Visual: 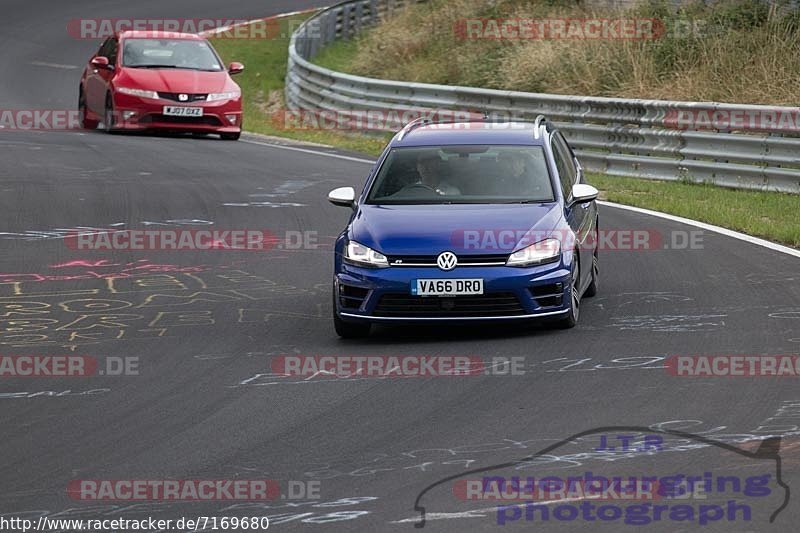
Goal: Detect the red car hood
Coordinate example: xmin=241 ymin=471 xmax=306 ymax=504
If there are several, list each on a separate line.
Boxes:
xmin=117 ymin=68 xmax=230 ymax=93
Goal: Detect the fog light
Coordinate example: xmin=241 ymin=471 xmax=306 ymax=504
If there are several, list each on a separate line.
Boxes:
xmin=225 ymin=114 xmax=238 ymax=125
xmin=122 ymin=110 xmax=137 ymax=121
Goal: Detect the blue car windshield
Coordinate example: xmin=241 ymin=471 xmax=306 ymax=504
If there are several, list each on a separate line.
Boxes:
xmin=366 ymin=145 xmax=555 ymax=204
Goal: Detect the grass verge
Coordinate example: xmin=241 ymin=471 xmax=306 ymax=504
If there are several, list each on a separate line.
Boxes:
xmin=588 ymin=173 xmax=800 ymax=248
xmin=210 ymin=15 xmax=388 ymax=155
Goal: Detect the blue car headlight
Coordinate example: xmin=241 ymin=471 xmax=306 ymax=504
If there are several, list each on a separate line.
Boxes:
xmin=344 ymin=240 xmax=389 ymax=268
xmin=506 ymin=238 xmax=561 ymax=267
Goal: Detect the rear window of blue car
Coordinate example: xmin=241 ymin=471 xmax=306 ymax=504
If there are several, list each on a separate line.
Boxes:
xmin=366 ymin=145 xmax=554 ymax=204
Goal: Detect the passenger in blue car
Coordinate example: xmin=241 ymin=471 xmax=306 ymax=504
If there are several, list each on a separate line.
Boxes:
xmin=496 ymin=152 xmax=545 ymax=196
xmin=415 ymin=153 xmax=461 ymax=196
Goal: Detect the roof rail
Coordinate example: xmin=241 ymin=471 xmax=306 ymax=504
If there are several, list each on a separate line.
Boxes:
xmin=532 ymin=114 xmax=548 ymax=139
xmin=397 ymin=117 xmax=434 ymax=141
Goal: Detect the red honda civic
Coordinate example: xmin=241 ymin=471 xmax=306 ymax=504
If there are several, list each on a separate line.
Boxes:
xmin=79 ymin=31 xmax=244 ymax=140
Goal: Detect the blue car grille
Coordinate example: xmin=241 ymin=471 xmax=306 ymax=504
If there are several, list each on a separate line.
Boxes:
xmin=374 ymin=292 xmax=525 ymax=317
xmin=386 ymin=254 xmax=508 ymax=267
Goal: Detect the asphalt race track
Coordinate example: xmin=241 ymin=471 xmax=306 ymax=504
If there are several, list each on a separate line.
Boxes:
xmin=1 ymin=1 xmax=799 ymax=532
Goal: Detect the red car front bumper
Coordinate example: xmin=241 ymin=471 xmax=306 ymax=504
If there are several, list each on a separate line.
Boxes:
xmin=111 ymin=92 xmax=242 ymax=133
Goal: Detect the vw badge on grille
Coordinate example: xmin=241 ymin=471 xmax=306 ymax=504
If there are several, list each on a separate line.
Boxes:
xmin=437 ymin=251 xmax=458 ymax=271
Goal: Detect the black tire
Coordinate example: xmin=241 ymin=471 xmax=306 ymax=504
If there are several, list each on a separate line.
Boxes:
xmin=555 ymin=260 xmax=579 ymax=329
xmin=104 ymin=94 xmax=117 ymax=133
xmin=220 ymin=131 xmax=241 ymax=141
xmin=584 ymin=246 xmax=599 ymax=298
xmin=332 ymin=290 xmax=371 ymax=338
xmin=78 ymin=88 xmax=98 ymax=130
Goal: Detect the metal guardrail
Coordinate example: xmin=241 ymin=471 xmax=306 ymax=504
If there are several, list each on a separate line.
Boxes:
xmin=286 ymin=0 xmax=800 ymax=193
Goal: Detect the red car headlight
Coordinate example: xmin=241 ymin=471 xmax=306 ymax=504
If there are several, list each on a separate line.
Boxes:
xmin=117 ymin=87 xmax=159 ymax=100
xmin=207 ymin=91 xmax=241 ymax=102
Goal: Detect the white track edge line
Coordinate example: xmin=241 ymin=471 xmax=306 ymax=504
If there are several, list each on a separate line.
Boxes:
xmin=240 ymin=139 xmax=376 ymax=164
xmin=598 ymin=200 xmax=800 ymax=259
xmin=200 ymin=8 xmax=321 ymax=36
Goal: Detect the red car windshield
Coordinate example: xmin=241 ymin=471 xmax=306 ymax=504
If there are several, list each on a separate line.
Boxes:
xmin=121 ymin=39 xmax=224 ymax=71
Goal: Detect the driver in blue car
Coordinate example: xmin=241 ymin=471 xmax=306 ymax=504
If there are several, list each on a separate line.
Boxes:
xmin=416 ymin=153 xmax=461 ymax=195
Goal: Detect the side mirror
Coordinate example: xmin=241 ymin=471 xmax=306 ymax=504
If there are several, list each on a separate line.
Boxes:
xmin=228 ymin=62 xmax=244 ymax=75
xmin=328 ymin=187 xmax=356 ymax=208
xmin=91 ymin=56 xmax=110 ymax=69
xmin=571 ymin=183 xmax=599 ymax=204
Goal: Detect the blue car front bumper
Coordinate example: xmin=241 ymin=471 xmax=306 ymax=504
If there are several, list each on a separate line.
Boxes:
xmin=334 ymin=261 xmax=572 ymax=323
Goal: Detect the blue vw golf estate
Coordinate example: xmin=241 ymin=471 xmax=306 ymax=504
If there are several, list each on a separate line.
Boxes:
xmin=328 ymin=116 xmax=599 ymax=337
